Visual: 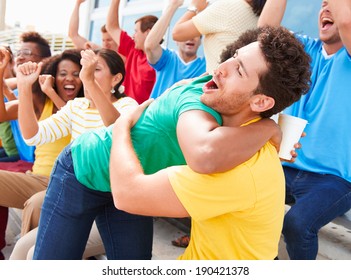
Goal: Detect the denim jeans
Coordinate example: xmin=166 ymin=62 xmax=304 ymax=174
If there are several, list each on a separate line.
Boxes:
xmin=283 ymin=166 xmax=351 ymax=260
xmin=33 ymin=144 xmax=153 ymax=260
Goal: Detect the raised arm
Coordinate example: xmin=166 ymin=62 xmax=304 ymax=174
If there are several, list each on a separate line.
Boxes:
xmin=106 ymin=0 xmax=123 ymax=46
xmin=79 ymin=49 xmax=120 ymax=126
xmin=328 ymin=0 xmax=351 ymax=54
xmin=4 ymin=77 xmax=17 ymax=90
xmin=39 ymin=75 xmax=66 ymax=109
xmin=0 ymin=47 xmax=18 ymax=121
xmin=172 ymin=0 xmax=206 ymax=41
xmin=17 ymin=62 xmax=42 ymax=139
xmin=177 ymin=110 xmax=281 ymax=174
xmin=257 ymin=0 xmax=287 ymax=28
xmin=145 ymin=0 xmax=184 ymax=64
xmin=111 ymin=100 xmax=189 ymax=217
xmin=68 ymin=0 xmax=90 ymax=49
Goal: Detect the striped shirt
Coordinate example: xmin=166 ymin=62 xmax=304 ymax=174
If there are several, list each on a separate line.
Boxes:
xmin=24 ymin=97 xmax=137 ymax=146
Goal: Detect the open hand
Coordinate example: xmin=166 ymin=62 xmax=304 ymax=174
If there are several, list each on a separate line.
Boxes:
xmin=117 ymin=99 xmax=154 ymax=128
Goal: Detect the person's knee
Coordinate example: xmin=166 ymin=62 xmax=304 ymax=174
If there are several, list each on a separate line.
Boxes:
xmin=23 ymin=191 xmax=45 ymax=213
xmin=282 ymin=210 xmax=305 ymax=240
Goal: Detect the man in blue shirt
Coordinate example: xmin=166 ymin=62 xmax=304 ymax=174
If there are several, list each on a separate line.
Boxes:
xmin=145 ymin=0 xmax=206 ymax=99
xmin=259 ymin=0 xmax=351 ymax=259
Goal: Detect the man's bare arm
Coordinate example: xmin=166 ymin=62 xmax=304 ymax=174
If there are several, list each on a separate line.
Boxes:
xmin=110 ymin=101 xmax=189 ymax=217
xmin=68 ymin=0 xmax=89 ymax=49
xmin=106 ymin=0 xmax=123 ymax=46
xmin=145 ymin=0 xmax=184 ymax=64
xmin=257 ymin=0 xmax=287 ymax=28
xmin=177 ymin=110 xmax=281 ymax=174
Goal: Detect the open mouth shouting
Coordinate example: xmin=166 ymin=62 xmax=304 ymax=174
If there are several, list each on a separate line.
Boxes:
xmin=203 ymin=79 xmax=219 ymax=94
xmin=321 ymin=16 xmax=334 ymax=31
xmin=63 ymin=84 xmax=77 ymax=97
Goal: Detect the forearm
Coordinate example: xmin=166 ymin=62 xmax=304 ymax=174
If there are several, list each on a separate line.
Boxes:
xmin=172 ymin=0 xmax=206 ymax=41
xmin=106 ymin=0 xmax=122 ymax=44
xmin=3 ymin=83 xmax=17 ymax=101
xmin=17 ymin=84 xmax=39 ymax=139
xmin=0 ymin=74 xmax=6 ymax=121
xmin=85 ymin=80 xmax=120 ymax=126
xmin=43 ymin=88 xmax=65 ymax=109
xmin=145 ymin=3 xmax=179 ymax=63
xmin=257 ymin=0 xmax=287 ymax=28
xmin=111 ymin=118 xmax=187 ymax=217
xmin=172 ymin=12 xmax=197 ymax=41
xmin=68 ymin=4 xmax=88 ymax=50
xmin=4 ymin=77 xmax=17 ymax=90
xmin=111 ymin=120 xmax=144 ymax=209
xmin=185 ymin=119 xmax=280 ymax=174
xmin=68 ymin=2 xmax=81 ymax=38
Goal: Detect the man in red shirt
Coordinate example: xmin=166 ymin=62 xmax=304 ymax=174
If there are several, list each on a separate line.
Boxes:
xmin=106 ymin=0 xmax=157 ymax=104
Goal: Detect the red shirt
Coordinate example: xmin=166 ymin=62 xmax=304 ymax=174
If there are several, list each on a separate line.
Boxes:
xmin=118 ymin=31 xmax=156 ymax=104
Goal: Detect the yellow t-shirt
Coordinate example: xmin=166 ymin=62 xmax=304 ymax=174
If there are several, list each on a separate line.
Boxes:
xmin=32 ymin=98 xmax=71 ymax=177
xmin=168 ymin=141 xmax=285 ymax=260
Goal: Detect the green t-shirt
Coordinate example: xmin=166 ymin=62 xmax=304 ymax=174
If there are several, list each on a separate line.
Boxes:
xmin=71 ymin=75 xmax=222 ymax=192
xmin=0 ymin=121 xmax=19 ymax=157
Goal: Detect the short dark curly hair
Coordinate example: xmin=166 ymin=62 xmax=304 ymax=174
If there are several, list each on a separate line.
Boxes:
xmin=20 ymin=31 xmax=51 ymax=58
xmin=220 ymin=26 xmax=311 ymax=118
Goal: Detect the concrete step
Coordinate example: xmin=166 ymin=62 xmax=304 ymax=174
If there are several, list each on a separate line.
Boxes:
xmin=279 ymin=206 xmax=351 ymax=260
xmin=4 ymin=210 xmax=185 ymax=260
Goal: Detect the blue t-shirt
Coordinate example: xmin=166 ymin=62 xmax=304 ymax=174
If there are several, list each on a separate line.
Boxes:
xmin=283 ymin=34 xmax=351 ymax=182
xmin=149 ymin=48 xmax=206 ymax=99
xmin=9 ymin=89 xmax=35 ymax=162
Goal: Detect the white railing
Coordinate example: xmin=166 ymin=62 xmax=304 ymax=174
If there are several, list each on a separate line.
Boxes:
xmin=0 ymin=27 xmax=75 ymax=55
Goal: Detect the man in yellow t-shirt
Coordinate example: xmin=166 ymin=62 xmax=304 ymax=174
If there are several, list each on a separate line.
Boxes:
xmin=110 ymin=26 xmax=311 ymax=259
xmin=168 ymin=121 xmax=284 ymax=259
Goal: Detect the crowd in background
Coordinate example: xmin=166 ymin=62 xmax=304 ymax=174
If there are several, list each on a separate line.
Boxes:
xmin=0 ymin=0 xmax=350 ymax=260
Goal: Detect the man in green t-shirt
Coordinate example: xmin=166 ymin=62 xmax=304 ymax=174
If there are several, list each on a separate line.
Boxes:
xmin=33 ymin=26 xmax=311 ymax=260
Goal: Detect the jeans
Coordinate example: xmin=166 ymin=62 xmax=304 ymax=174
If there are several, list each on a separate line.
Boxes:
xmin=33 ymin=144 xmax=153 ymax=260
xmin=283 ymin=166 xmax=351 ymax=260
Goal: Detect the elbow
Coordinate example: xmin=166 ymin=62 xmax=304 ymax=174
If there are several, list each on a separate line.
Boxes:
xmin=144 ymin=43 xmax=153 ymax=56
xmin=172 ymin=28 xmax=183 ymax=42
xmin=188 ymin=146 xmax=218 ymax=174
xmin=112 ymin=187 xmax=129 ymax=212
xmin=105 ymin=23 xmax=112 ymax=34
xmin=105 ymin=22 xmax=116 ymax=34
xmin=144 ymin=39 xmax=155 ymax=54
xmin=191 ymin=161 xmax=217 ymax=174
xmin=68 ymin=30 xmax=74 ymax=38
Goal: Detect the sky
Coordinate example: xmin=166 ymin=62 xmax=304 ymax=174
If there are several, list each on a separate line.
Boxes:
xmin=5 ymin=0 xmax=79 ymax=34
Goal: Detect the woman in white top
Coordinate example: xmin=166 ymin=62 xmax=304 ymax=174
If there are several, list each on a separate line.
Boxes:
xmin=11 ymin=48 xmax=137 ymax=260
xmin=19 ymin=48 xmax=137 ymax=145
xmin=172 ymin=0 xmax=267 ymax=74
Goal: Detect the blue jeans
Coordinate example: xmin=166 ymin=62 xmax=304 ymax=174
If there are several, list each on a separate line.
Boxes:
xmin=33 ymin=144 xmax=153 ymax=260
xmin=283 ymin=166 xmax=351 ymax=259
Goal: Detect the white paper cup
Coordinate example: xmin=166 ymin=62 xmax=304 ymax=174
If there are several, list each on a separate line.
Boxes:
xmin=278 ymin=114 xmax=307 ymax=160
